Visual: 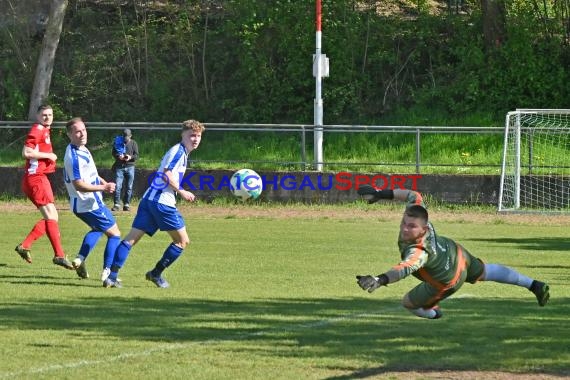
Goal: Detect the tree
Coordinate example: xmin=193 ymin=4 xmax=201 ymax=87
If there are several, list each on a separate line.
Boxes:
xmin=481 ymin=0 xmax=507 ymax=49
xmin=28 ymin=0 xmax=67 ymax=120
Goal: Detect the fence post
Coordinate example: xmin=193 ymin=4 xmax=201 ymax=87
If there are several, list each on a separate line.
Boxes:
xmin=301 ymin=126 xmax=307 ymax=171
xmin=415 ymin=128 xmax=421 ymax=174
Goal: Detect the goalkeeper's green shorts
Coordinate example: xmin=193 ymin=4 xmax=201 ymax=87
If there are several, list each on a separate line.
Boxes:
xmin=406 ymin=245 xmax=485 ymax=309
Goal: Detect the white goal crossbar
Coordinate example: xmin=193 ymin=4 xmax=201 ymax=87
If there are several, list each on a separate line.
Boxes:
xmin=498 ymin=109 xmax=570 ymax=213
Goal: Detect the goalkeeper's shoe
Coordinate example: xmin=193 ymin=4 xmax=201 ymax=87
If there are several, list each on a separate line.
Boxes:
xmin=52 ymin=256 xmax=74 ymax=270
xmin=15 ymin=244 xmax=32 ymax=263
xmin=72 ymin=257 xmax=89 ymax=279
xmin=530 ymin=281 xmax=550 ymax=307
xmin=145 ymin=271 xmax=170 ymax=288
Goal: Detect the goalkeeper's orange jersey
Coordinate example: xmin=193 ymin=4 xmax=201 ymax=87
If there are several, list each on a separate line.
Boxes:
xmin=393 ymin=191 xmax=463 ymax=286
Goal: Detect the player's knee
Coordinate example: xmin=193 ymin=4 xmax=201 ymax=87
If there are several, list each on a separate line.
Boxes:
xmin=401 ymin=294 xmax=415 ymax=309
xmin=106 ymin=225 xmax=121 ymax=237
xmin=176 ymin=239 xmax=190 ymax=249
xmin=42 ymin=208 xmax=59 ymax=221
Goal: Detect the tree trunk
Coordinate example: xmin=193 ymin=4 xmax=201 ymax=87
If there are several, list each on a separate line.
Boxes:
xmin=480 ymin=0 xmax=507 ymax=50
xmin=27 ymin=0 xmax=67 ymax=120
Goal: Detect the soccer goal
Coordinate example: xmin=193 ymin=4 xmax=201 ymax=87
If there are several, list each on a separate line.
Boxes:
xmin=498 ymin=109 xmax=570 ymax=213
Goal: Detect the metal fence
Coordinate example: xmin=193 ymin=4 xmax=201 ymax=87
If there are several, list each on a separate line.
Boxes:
xmin=0 ymin=121 xmax=505 ymax=173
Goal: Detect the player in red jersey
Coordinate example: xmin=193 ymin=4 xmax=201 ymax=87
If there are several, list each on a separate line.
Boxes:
xmin=15 ymin=105 xmax=73 ymax=269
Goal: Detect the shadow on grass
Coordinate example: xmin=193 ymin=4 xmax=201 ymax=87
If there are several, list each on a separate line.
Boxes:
xmin=0 ymin=294 xmax=568 ymax=377
xmin=0 ymin=273 xmax=102 ymax=287
xmin=467 ymin=237 xmax=570 ymax=252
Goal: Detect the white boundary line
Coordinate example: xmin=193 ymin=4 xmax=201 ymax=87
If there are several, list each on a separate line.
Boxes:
xmin=0 ymin=310 xmax=395 ymax=378
xmin=1 ymin=296 xmax=480 ymax=378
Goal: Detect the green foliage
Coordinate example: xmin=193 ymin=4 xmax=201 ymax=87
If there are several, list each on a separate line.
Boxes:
xmin=0 ymin=0 xmax=568 ymax=126
xmin=216 ymin=0 xmax=315 ymax=123
xmin=0 ymin=21 xmax=37 ymax=120
xmin=0 ymin=69 xmax=29 ymax=119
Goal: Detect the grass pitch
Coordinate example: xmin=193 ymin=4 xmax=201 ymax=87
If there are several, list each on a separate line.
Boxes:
xmin=0 ymin=201 xmax=568 ymax=379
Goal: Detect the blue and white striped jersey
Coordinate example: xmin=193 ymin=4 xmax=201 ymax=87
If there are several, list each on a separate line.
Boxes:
xmin=142 ymin=143 xmax=188 ymax=207
xmin=63 ymin=144 xmax=104 ymax=213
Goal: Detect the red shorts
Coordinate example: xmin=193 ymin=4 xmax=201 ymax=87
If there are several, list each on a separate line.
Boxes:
xmin=22 ymin=174 xmax=55 ymax=207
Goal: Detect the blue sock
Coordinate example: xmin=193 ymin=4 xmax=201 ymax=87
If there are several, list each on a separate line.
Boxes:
xmin=109 ymin=240 xmax=132 ymax=281
xmin=152 ymin=243 xmax=183 ymax=276
xmin=78 ymin=231 xmax=103 ymax=260
xmin=103 ymin=235 xmax=121 ymax=269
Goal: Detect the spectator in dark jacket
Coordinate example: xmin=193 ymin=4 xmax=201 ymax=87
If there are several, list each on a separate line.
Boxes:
xmin=112 ymin=128 xmax=139 ymax=211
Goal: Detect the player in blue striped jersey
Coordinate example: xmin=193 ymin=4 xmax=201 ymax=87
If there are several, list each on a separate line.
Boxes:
xmin=104 ymin=119 xmax=205 ymax=288
xmin=63 ymin=118 xmax=122 ymax=281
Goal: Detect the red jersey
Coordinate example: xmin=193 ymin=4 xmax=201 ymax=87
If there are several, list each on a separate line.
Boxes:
xmin=24 ymin=123 xmax=56 ymax=175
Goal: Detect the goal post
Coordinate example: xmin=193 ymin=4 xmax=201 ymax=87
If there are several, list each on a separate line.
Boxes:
xmin=498 ymin=109 xmax=570 ymax=213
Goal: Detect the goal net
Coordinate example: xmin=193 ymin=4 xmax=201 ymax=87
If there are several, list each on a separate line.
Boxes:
xmin=498 ymin=109 xmax=570 ymax=213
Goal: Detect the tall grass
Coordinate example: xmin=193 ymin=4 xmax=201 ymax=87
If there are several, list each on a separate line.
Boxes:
xmin=0 ymin=126 xmax=507 ymax=174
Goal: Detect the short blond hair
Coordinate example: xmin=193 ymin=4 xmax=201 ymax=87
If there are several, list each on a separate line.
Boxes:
xmin=65 ymin=117 xmax=84 ymax=132
xmin=182 ymin=119 xmax=205 ymax=133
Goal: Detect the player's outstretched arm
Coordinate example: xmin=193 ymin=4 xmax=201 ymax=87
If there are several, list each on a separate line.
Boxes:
xmin=356 ymin=185 xmax=393 ymax=203
xmin=357 ymin=185 xmax=412 ymax=203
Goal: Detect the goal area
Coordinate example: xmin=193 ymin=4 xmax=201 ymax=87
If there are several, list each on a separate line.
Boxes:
xmin=498 ymin=109 xmax=570 ymax=213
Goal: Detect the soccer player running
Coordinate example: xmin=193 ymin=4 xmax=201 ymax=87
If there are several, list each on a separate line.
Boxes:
xmin=62 ymin=117 xmax=122 ymax=281
xmin=103 ymin=119 xmax=205 ymax=288
xmin=355 ymin=185 xmax=550 ymax=319
xmin=15 ymin=104 xmax=73 ymax=269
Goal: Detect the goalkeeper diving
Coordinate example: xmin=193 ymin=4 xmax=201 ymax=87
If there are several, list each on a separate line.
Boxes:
xmin=355 ymin=185 xmax=550 ymax=319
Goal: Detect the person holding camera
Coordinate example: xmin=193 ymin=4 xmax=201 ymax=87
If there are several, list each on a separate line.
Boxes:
xmin=111 ymin=128 xmax=139 ymax=211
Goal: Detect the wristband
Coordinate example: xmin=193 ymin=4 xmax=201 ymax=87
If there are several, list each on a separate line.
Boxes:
xmin=375 ymin=274 xmax=390 ymax=286
xmin=376 ymin=190 xmax=394 ymax=199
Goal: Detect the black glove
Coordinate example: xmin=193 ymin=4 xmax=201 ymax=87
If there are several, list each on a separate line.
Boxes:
xmin=357 ymin=185 xmax=395 ymax=204
xmin=357 ymin=185 xmax=383 ymax=204
xmin=356 ymin=274 xmax=388 ymax=293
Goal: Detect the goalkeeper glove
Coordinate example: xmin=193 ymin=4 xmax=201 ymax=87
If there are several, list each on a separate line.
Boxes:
xmin=357 ymin=185 xmax=394 ymax=204
xmin=356 ymin=274 xmax=389 ymax=293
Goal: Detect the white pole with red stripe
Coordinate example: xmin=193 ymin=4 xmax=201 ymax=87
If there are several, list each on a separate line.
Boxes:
xmin=313 ymin=0 xmax=328 ymax=172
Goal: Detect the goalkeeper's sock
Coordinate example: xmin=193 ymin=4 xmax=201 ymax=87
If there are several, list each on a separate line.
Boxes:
xmin=482 ymin=263 xmax=533 ymax=288
xmin=409 ymin=306 xmax=442 ymax=319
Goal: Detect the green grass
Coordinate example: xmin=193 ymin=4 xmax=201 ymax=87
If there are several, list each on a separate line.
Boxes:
xmin=3 ymin=120 xmax=567 ymax=175
xmin=0 ymin=202 xmax=569 ymax=379
xmin=0 ymin=126 xmax=507 ymax=174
